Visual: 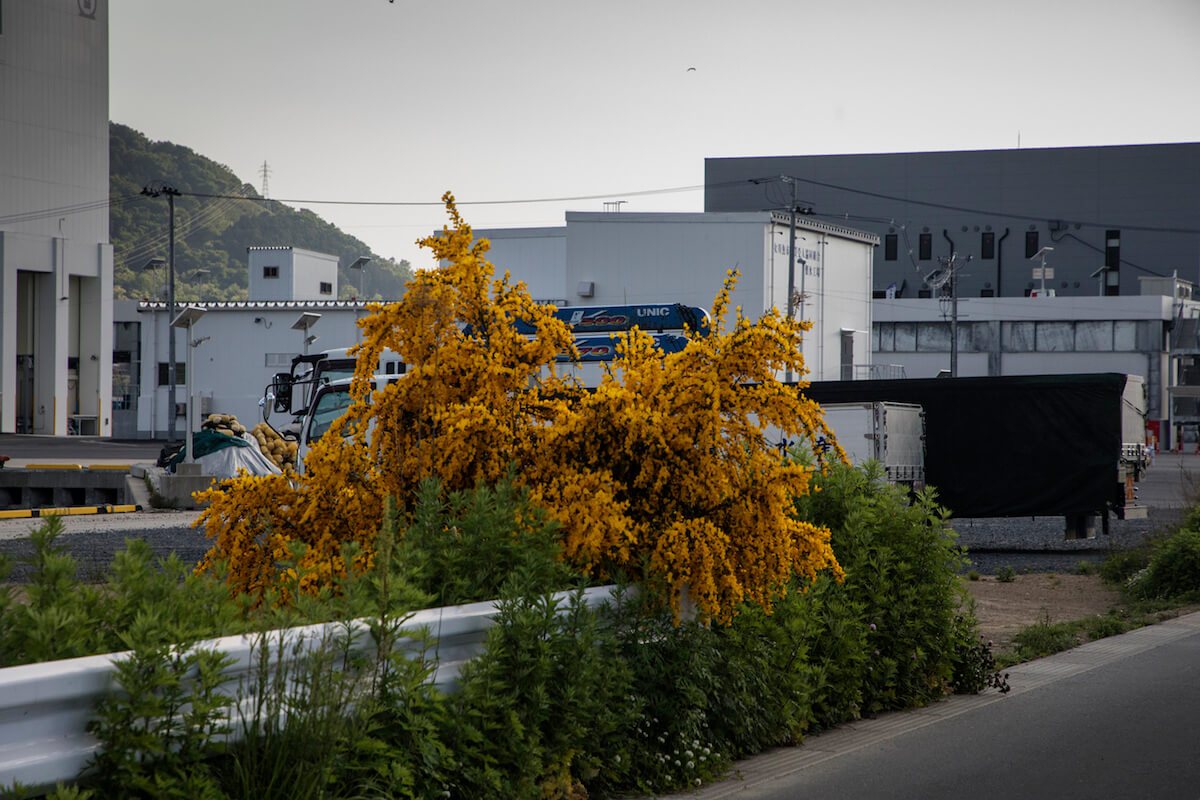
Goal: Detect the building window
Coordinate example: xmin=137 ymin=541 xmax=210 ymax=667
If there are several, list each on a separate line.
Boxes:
xmin=157 ymin=362 xmax=186 ymax=386
xmin=1076 ymin=321 xmax=1114 ymax=351
xmin=319 ymin=281 xmax=333 ymax=295
xmin=918 ymin=233 xmax=932 ymax=261
xmin=884 ymin=233 xmax=898 ymax=261
xmin=265 ymin=353 xmax=292 ymax=368
xmin=1035 ymin=321 xmax=1074 ymax=352
xmin=1001 ymin=321 xmax=1035 ymax=352
xmin=263 ymin=265 xmax=280 ymax=279
xmin=1025 ymin=231 xmax=1039 ymax=259
xmin=1114 ymin=321 xmax=1138 ymax=351
xmin=916 ymin=322 xmax=951 ymax=352
xmin=981 ymin=232 xmax=995 ymax=260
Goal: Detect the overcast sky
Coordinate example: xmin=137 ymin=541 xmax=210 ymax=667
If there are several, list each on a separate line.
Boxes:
xmin=110 ymin=0 xmax=1200 ymax=271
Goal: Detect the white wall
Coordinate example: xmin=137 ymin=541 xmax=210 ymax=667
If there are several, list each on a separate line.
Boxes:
xmin=0 ymin=1 xmax=111 ymax=435
xmin=133 ymin=304 xmax=372 ymax=436
xmin=475 ymin=212 xmax=877 ymax=383
xmin=564 ymin=213 xmax=766 ymax=325
xmin=474 ymin=227 xmax=567 ymax=302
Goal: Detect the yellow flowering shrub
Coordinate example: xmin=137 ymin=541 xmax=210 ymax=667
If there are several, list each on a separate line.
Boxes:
xmin=196 ymin=193 xmax=842 ymax=622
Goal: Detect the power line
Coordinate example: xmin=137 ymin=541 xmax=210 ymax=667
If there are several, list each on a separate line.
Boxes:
xmin=184 ymin=183 xmax=708 ymax=207
xmin=737 ymin=175 xmax=1200 ymax=236
xmin=0 ymin=193 xmax=142 ymax=226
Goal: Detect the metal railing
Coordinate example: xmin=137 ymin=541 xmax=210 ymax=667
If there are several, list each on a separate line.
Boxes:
xmin=0 ymin=584 xmax=622 ymax=792
xmin=842 ymin=363 xmax=907 ymax=381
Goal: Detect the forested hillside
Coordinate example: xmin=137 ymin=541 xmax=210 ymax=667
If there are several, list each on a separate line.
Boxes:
xmin=110 ymin=123 xmax=411 ymax=302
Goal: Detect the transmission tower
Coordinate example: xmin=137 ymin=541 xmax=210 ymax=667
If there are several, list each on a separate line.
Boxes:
xmin=259 ymin=160 xmax=271 ymax=197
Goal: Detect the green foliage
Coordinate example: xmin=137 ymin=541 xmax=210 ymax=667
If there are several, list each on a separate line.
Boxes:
xmin=949 ymin=614 xmax=1010 ymax=695
xmin=0 ymin=468 xmax=1003 ymax=798
xmin=793 ymin=461 xmax=984 ymax=712
xmin=399 ymin=473 xmax=580 ymax=608
xmin=85 ymin=619 xmax=233 ymax=799
xmin=1007 ymin=613 xmax=1084 ymax=663
xmin=1100 ymin=547 xmax=1151 ymax=585
xmin=0 ymin=516 xmax=242 ymax=668
xmin=109 ymin=122 xmax=411 ymax=303
xmin=995 ymin=565 xmax=1017 ymax=583
xmin=448 ymin=590 xmax=632 ymax=799
xmin=1125 ymin=527 xmax=1200 ymax=601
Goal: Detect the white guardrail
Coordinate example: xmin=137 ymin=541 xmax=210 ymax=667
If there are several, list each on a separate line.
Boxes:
xmin=0 ymin=584 xmax=622 ymax=792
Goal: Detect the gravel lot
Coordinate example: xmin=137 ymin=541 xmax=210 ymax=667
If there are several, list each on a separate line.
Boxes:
xmin=2 ymin=453 xmax=1195 ymax=581
xmin=0 ymin=511 xmax=210 ymax=582
xmin=0 ymin=504 xmax=1186 ymax=582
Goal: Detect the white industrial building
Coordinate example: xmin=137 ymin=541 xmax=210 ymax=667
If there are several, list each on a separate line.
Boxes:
xmin=115 ymin=246 xmax=376 ymax=438
xmin=478 ymin=211 xmax=880 ymax=382
xmin=0 ymin=0 xmax=113 ymax=435
xmin=871 ymin=276 xmax=1200 ymax=447
xmin=247 ymin=246 xmax=340 ymax=302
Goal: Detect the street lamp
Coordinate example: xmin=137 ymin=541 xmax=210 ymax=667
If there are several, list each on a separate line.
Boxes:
xmin=348 ymin=256 xmax=371 ymax=300
xmin=171 ymin=305 xmax=207 ymax=465
xmin=292 ymin=312 xmax=322 ymax=355
xmin=142 ymin=182 xmax=182 ymax=444
xmin=1030 ymin=246 xmax=1055 ymax=297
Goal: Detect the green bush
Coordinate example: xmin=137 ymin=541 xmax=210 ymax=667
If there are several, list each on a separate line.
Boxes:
xmin=1009 ymin=614 xmax=1080 ymax=661
xmin=0 ymin=463 xmax=1003 ymax=799
xmin=1126 ymin=527 xmax=1200 ymax=601
xmin=1100 ymin=547 xmax=1151 ymax=585
xmin=0 ymin=516 xmax=244 ymax=668
xmin=794 ymin=461 xmax=986 ymax=712
xmin=400 ymin=473 xmax=581 ymax=608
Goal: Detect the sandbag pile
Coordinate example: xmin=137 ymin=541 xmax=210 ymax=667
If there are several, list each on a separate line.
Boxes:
xmin=251 ymin=421 xmax=299 ymax=471
xmin=201 ymin=413 xmax=246 ymax=438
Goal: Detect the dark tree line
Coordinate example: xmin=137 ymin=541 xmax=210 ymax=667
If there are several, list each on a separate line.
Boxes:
xmin=110 ymin=122 xmax=411 ymax=303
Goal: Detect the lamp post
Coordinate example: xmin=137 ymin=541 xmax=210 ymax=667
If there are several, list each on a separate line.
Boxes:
xmin=1031 ymin=246 xmax=1055 ymax=297
xmin=292 ymin=312 xmax=322 ymax=356
xmin=142 ymin=182 xmax=181 ymax=444
xmin=348 ymin=256 xmax=371 ymax=300
xmin=348 ymin=256 xmax=371 ymax=340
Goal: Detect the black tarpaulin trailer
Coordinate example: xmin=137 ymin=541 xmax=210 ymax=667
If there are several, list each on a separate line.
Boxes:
xmin=801 ymin=373 xmax=1147 ymax=519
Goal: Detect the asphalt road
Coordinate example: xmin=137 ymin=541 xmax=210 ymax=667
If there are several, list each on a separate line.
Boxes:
xmin=0 ymin=434 xmax=167 ymax=465
xmin=683 ymin=614 xmax=1200 ymax=799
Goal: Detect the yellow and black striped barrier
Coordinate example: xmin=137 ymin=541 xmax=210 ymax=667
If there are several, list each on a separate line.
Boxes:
xmin=0 ymin=504 xmax=141 ymax=520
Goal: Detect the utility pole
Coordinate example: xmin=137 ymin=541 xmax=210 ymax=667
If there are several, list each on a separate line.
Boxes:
xmin=750 ymin=174 xmax=810 ymax=382
xmin=141 ymin=182 xmax=181 ymax=445
xmin=934 ymin=251 xmax=971 ymax=377
xmin=783 ymin=176 xmax=799 ymax=383
xmin=259 ymin=160 xmax=271 ymax=197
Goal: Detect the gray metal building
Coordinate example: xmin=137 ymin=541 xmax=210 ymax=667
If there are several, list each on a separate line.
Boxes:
xmin=704 ymin=144 xmax=1200 ymax=300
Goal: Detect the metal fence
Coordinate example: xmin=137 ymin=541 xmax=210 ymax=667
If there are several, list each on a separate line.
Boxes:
xmin=0 ymin=584 xmax=622 ymax=792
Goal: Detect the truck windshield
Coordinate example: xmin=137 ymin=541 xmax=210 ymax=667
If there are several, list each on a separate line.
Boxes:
xmin=307 ymin=387 xmax=354 ymax=443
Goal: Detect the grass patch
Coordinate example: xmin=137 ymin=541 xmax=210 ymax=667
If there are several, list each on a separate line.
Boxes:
xmin=996 ymin=601 xmax=1200 ymax=669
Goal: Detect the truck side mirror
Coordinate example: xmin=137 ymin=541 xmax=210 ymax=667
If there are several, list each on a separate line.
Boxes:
xmin=272 ymin=372 xmax=294 ymax=413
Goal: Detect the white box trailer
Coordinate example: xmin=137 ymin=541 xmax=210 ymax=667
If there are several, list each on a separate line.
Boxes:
xmin=820 ymin=402 xmax=926 ymax=488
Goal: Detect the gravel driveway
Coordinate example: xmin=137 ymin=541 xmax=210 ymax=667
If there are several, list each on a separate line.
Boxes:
xmin=2 ymin=454 xmax=1196 ymax=581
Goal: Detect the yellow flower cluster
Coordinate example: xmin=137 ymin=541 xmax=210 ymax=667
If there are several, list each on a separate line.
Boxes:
xmin=195 ymin=193 xmax=843 ymax=622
